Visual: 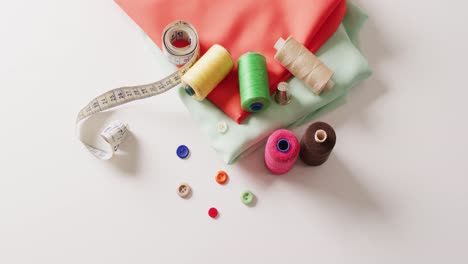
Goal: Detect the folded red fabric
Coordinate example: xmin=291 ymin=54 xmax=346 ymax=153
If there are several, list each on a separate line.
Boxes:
xmin=115 ymin=0 xmax=346 ymax=123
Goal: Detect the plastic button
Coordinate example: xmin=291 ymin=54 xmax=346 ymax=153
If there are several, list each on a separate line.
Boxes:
xmin=177 ymin=183 xmax=191 ymax=198
xmin=208 ymin=207 xmax=218 ymax=218
xmin=217 ymin=121 xmax=228 ymax=134
xmin=176 ymin=145 xmax=190 ymax=159
xmin=241 ymin=190 xmax=255 ymax=205
xmin=215 ymin=171 xmax=229 ymax=185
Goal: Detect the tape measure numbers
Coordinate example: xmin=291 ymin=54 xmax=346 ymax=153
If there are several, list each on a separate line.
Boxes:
xmin=76 ymin=21 xmax=200 ymax=160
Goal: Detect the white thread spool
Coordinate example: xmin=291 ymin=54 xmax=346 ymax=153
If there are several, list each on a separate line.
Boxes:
xmin=274 ymin=36 xmax=334 ymax=95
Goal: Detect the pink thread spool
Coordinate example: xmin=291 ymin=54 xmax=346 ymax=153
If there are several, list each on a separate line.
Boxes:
xmin=264 ymin=129 xmax=300 ymax=175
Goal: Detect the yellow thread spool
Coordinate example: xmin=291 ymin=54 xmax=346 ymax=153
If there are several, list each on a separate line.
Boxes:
xmin=182 ymin=44 xmax=234 ymax=101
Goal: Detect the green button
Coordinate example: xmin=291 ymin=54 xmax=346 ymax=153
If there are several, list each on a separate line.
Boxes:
xmin=241 ymin=190 xmax=255 ymax=205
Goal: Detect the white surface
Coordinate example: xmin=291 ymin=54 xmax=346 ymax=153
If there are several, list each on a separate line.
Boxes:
xmin=1 ymin=0 xmax=467 ymax=263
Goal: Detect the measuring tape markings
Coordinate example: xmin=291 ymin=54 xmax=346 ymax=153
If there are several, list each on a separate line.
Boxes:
xmin=76 ymin=21 xmax=200 ymax=160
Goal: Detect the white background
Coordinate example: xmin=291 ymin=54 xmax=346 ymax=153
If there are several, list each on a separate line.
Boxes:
xmin=1 ymin=0 xmax=467 ymax=263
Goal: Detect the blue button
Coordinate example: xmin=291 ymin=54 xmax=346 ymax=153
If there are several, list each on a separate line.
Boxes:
xmin=176 ymin=145 xmax=190 ymax=159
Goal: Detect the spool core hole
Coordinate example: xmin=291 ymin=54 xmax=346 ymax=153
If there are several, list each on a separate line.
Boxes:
xmin=185 ymin=86 xmax=195 ymax=96
xmin=314 ymin=130 xmax=327 ymax=143
xmin=250 ymin=102 xmax=263 ymax=112
xmin=276 ymin=138 xmax=290 ymax=153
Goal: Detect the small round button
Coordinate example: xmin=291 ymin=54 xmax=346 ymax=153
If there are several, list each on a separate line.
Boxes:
xmin=208 ymin=207 xmax=218 ymax=218
xmin=241 ymin=190 xmax=255 ymax=205
xmin=176 ymin=145 xmax=190 ymax=159
xmin=215 ymin=171 xmax=229 ymax=185
xmin=177 ymin=183 xmax=191 ymax=198
xmin=217 ymin=121 xmax=228 ymax=134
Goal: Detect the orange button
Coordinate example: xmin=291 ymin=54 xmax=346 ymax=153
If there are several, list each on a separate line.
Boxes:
xmin=215 ymin=171 xmax=229 ymax=185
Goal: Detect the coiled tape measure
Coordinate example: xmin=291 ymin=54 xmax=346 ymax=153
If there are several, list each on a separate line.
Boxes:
xmin=76 ymin=21 xmax=199 ymax=160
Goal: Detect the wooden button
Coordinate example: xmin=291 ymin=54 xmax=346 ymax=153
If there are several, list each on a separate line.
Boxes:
xmin=177 ymin=183 xmax=191 ymax=198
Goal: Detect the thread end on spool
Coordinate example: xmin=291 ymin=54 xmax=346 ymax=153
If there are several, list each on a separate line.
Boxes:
xmin=274 ymin=38 xmax=286 ymax=51
xmin=250 ymin=102 xmax=264 ymax=112
xmin=276 ymin=138 xmax=290 ymax=153
xmin=184 ymin=85 xmax=195 ymax=96
xmin=314 ymin=130 xmax=327 ymax=143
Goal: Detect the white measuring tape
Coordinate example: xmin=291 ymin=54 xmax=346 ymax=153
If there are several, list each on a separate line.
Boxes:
xmin=76 ymin=20 xmax=200 ymax=160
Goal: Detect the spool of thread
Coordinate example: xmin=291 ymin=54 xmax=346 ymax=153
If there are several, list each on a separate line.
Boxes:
xmin=299 ymin=121 xmax=336 ymax=166
xmin=182 ymin=44 xmax=234 ymax=101
xmin=238 ymin=52 xmax=271 ymax=112
xmin=274 ymin=36 xmax=334 ymax=95
xmin=264 ymin=129 xmax=300 ymax=175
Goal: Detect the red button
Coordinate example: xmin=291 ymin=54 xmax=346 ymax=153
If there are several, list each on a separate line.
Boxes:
xmin=208 ymin=207 xmax=218 ymax=218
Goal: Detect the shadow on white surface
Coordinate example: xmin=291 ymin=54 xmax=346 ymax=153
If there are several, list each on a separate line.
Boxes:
xmin=288 ymin=154 xmax=385 ymax=218
xmin=78 ymin=110 xmax=141 ymax=174
xmin=360 ymin=15 xmax=394 ymax=64
xmin=237 ymin=147 xmax=276 ymax=188
xmin=327 ymin=19 xmax=391 ymax=131
xmin=110 ymin=131 xmax=141 ymax=175
xmin=237 ymin=146 xmax=389 ymax=221
xmin=79 ymin=111 xmax=115 ymax=145
xmin=246 ymin=195 xmax=258 ymax=208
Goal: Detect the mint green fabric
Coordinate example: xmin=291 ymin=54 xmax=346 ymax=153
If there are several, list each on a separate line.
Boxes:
xmin=178 ymin=1 xmax=372 ymax=164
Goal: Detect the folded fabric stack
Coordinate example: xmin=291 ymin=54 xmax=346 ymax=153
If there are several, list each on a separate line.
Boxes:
xmin=115 ymin=0 xmax=371 ymax=164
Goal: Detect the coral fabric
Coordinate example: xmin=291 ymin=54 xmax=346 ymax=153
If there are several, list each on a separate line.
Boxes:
xmin=115 ymin=0 xmax=347 ymax=123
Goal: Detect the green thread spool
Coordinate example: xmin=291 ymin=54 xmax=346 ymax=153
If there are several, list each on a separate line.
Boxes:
xmin=238 ymin=52 xmax=271 ymax=112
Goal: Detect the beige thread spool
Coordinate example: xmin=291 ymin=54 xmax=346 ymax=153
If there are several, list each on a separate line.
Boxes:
xmin=274 ymin=36 xmax=334 ymax=95
xmin=182 ymin=44 xmax=234 ymax=101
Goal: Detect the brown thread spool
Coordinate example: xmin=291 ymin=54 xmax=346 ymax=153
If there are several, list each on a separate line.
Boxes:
xmin=299 ymin=121 xmax=336 ymax=166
